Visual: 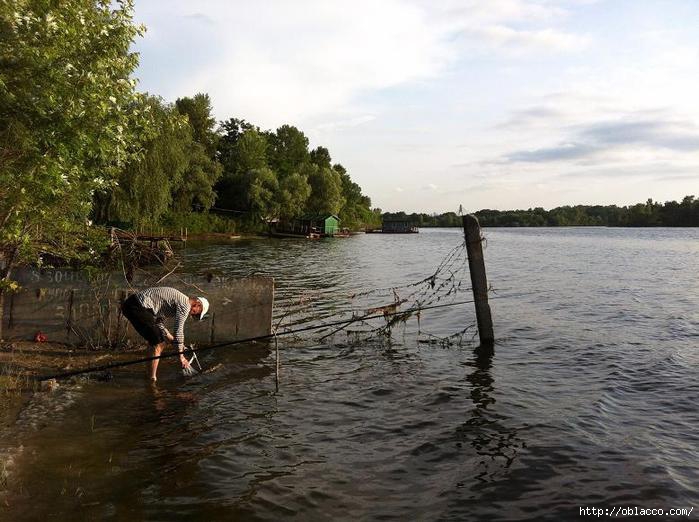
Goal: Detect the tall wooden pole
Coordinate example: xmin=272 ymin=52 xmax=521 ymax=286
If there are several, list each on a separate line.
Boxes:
xmin=462 ymin=215 xmax=494 ymax=347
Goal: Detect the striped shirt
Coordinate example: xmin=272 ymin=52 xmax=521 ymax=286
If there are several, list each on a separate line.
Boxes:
xmin=136 ymin=287 xmax=190 ymax=348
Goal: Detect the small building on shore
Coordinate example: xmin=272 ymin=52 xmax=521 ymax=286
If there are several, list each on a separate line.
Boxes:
xmin=271 ymin=215 xmax=341 ymax=238
xmin=380 ymin=220 xmax=419 ymax=233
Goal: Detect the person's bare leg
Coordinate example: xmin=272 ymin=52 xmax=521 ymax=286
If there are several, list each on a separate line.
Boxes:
xmin=150 ymin=342 xmax=166 ymax=381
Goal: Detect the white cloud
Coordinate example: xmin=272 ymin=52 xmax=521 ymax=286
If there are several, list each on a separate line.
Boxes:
xmin=466 ymin=25 xmax=590 ymax=53
xmin=136 ymin=0 xmax=453 ymax=127
xmin=134 ymin=0 xmax=588 ymax=128
xmin=313 ymin=115 xmax=376 ymax=132
xmin=424 ymin=0 xmax=568 ymax=25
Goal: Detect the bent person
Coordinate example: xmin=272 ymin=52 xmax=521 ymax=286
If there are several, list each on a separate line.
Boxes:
xmin=121 ymin=287 xmax=210 ymax=382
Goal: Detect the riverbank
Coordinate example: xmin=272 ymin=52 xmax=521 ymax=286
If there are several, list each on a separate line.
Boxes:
xmin=184 ymin=231 xmax=243 ymax=240
xmin=0 ymin=341 xmax=149 ymax=393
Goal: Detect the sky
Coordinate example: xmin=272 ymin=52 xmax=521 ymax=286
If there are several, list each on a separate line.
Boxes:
xmin=132 ymin=0 xmax=699 ymax=213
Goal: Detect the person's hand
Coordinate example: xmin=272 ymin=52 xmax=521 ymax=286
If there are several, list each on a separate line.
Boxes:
xmin=166 ymin=332 xmax=175 ymax=342
xmin=180 ymin=354 xmax=198 ymax=377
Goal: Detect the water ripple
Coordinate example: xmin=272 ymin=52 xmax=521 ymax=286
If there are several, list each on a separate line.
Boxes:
xmin=5 ymin=228 xmax=699 ymax=519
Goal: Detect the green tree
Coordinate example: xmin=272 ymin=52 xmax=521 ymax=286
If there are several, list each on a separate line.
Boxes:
xmin=278 ymin=173 xmax=311 ymax=221
xmin=232 ymin=129 xmax=268 ymax=174
xmin=103 ymin=96 xmax=190 ymax=228
xmin=266 ymin=125 xmax=309 ymax=179
xmin=244 ymin=167 xmax=279 ymax=224
xmin=0 ymin=0 xmax=146 ymax=310
xmin=306 ymin=165 xmax=344 ymax=216
xmin=175 ymin=93 xmax=218 ymax=157
xmin=627 ymin=199 xmax=661 ymax=226
xmin=679 ymin=195 xmax=699 ymax=226
xmin=217 ymin=117 xmax=256 ymax=170
xmin=172 ymin=93 xmax=222 ymax=212
xmin=170 ymin=140 xmax=222 ymax=213
xmin=338 ymin=170 xmax=366 ymax=228
xmin=216 ymin=128 xmax=268 ymax=212
xmin=310 ymin=146 xmax=332 ymax=169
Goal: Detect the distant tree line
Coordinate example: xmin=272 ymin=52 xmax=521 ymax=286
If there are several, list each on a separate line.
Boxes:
xmin=215 ymin=119 xmax=378 ymax=230
xmin=90 ymin=94 xmax=379 ymax=233
xmin=382 ymin=196 xmax=699 ymax=227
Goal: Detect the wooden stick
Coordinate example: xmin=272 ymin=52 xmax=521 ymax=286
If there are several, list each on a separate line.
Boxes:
xmin=462 ymin=215 xmax=494 ymax=347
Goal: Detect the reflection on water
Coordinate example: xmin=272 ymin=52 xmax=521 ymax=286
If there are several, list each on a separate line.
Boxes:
xmin=462 ymin=346 xmax=522 ymax=479
xmin=3 ymin=227 xmax=699 ymax=520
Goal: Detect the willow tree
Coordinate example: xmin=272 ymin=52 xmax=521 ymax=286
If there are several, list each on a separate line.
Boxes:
xmin=266 ymin=125 xmax=309 ymax=179
xmin=0 ymin=0 xmax=147 ymax=336
xmin=244 ymin=167 xmax=279 ymax=225
xmin=105 ymin=96 xmax=191 ymax=228
xmin=172 ymin=93 xmax=222 ymax=214
xmin=305 ymin=164 xmax=344 ymax=216
xmin=278 ymin=173 xmax=311 ymax=221
xmin=216 ymin=128 xmax=269 ymax=212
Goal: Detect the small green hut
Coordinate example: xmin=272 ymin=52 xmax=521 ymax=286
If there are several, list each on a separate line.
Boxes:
xmin=319 ymin=215 xmax=340 ymax=236
xmin=275 ymin=214 xmax=341 ymax=237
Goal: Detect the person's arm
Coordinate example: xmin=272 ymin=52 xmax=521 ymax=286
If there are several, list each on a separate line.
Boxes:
xmin=173 ymin=301 xmax=189 ymax=367
xmin=154 ymin=319 xmax=174 ymax=342
xmin=160 ymin=325 xmax=175 ymax=343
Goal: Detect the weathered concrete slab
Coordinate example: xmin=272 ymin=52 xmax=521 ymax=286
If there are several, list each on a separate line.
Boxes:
xmin=2 ymin=268 xmax=274 ymax=346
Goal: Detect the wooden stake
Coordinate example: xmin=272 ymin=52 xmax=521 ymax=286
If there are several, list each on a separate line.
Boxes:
xmin=462 ymin=215 xmax=494 ymax=347
xmin=275 ymin=335 xmax=280 ymax=392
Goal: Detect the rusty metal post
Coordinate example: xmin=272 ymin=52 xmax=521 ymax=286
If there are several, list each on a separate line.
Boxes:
xmin=462 ymin=215 xmax=494 ymax=347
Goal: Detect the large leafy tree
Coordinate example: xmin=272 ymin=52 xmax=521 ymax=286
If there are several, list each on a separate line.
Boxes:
xmin=305 ymin=164 xmax=344 ymax=216
xmin=309 ymin=146 xmax=331 ymax=170
xmin=172 ymin=94 xmax=222 ymax=212
xmin=217 ymin=117 xmax=257 ymax=171
xmin=244 ymin=167 xmax=279 ymax=224
xmin=278 ymin=173 xmax=311 ymax=221
xmin=266 ymin=124 xmax=309 ymax=179
xmin=101 ymin=96 xmax=190 ymax=228
xmin=338 ymin=168 xmax=369 ymax=228
xmin=0 ymin=0 xmax=146 ymax=300
xmin=231 ymin=129 xmax=268 ymax=175
xmin=175 ymin=93 xmax=218 ymax=157
xmin=170 ymin=140 xmax=221 ymax=213
xmin=216 ymin=128 xmax=268 ymax=212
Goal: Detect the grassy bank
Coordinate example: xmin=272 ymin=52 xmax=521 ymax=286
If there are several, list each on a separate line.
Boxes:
xmin=0 ymin=342 xmax=150 ymax=394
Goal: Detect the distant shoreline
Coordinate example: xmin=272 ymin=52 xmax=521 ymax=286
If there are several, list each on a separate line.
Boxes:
xmin=416 ymin=224 xmax=699 ymax=228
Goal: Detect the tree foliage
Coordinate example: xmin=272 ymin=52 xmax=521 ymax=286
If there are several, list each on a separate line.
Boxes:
xmin=214 ymin=121 xmax=376 ymax=230
xmin=175 ymin=93 xmax=218 ymax=156
xmin=244 ymin=167 xmax=279 ymax=223
xmin=306 ymin=165 xmax=344 ymax=216
xmin=0 ymin=0 xmax=146 ymax=286
xmin=171 ymin=94 xmax=222 ymax=213
xmin=0 ymin=0 xmax=382 ymax=298
xmin=266 ymin=124 xmax=309 ymax=179
xmin=98 ymin=96 xmax=190 ymax=227
xmin=278 ymin=173 xmax=311 ymax=221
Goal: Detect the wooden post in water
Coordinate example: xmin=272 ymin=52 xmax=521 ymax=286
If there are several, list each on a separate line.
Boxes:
xmin=462 ymin=215 xmax=494 ymax=347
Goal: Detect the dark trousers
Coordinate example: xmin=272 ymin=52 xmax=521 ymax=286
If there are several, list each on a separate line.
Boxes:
xmin=121 ymin=295 xmax=165 ymax=346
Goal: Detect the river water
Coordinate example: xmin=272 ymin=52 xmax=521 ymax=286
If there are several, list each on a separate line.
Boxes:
xmin=2 ymin=227 xmax=699 ymax=520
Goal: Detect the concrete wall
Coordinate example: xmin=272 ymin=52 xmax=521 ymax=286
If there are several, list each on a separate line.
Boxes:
xmin=1 ymin=268 xmax=274 ymax=346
